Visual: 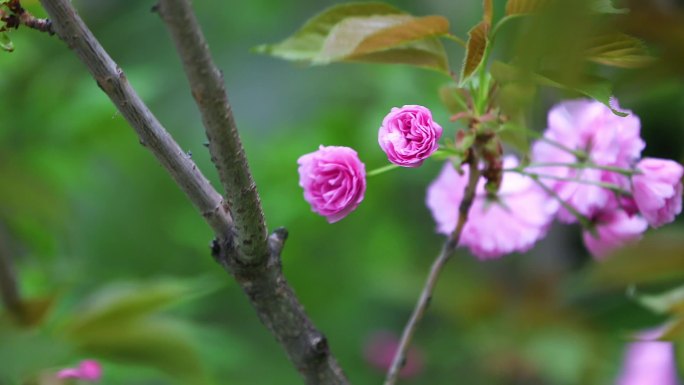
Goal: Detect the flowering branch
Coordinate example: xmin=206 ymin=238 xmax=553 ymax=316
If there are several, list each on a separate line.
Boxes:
xmin=384 ymin=154 xmax=481 ymax=385
xmin=521 ymin=162 xmax=641 ymax=176
xmin=508 ymin=168 xmax=632 ymax=195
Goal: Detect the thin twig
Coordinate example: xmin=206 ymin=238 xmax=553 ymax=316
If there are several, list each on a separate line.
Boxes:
xmin=38 ymin=0 xmax=233 ymax=238
xmin=506 ymin=168 xmax=631 ymax=195
xmin=155 ymin=0 xmax=268 ymax=264
xmin=384 ymin=155 xmax=481 ymax=385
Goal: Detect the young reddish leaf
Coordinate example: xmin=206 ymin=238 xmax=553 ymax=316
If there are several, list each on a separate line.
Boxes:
xmin=254 ymin=2 xmax=450 ymax=73
xmin=349 ymin=15 xmax=449 ymax=57
xmin=461 ymin=21 xmax=489 ymax=81
xmin=584 ymin=32 xmax=654 ymax=68
xmin=439 ymin=83 xmax=470 ymax=115
xmin=253 ymin=3 xmax=404 ymax=61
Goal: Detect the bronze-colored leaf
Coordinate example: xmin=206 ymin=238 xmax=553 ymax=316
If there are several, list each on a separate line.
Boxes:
xmin=461 ymin=21 xmax=490 ymax=81
xmin=349 ymin=15 xmax=450 ymax=57
xmin=254 ymin=2 xmax=450 ymax=73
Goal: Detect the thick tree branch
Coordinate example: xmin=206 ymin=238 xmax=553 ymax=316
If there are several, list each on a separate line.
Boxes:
xmin=155 ymin=0 xmax=268 ymax=264
xmin=384 ymin=155 xmax=481 ymax=385
xmin=155 ymin=1 xmax=350 ymax=383
xmin=38 ymin=0 xmax=233 ymax=239
xmin=213 ymin=230 xmax=350 ymax=385
xmin=36 ymin=1 xmax=350 ymax=384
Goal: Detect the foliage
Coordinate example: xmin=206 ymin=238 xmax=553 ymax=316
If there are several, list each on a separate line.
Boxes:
xmin=0 ymin=0 xmax=683 ymax=384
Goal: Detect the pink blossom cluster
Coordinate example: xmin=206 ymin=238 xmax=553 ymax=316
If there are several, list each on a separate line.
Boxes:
xmin=297 ymin=101 xmax=682 ymax=260
xmin=427 ymin=99 xmax=683 ymax=259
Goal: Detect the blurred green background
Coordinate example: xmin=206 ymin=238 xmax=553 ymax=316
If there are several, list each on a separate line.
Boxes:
xmin=1 ymin=0 xmax=684 ymax=384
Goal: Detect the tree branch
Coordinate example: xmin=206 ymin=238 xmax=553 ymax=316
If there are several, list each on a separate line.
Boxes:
xmin=154 ymin=1 xmax=350 ymax=383
xmin=155 ymin=0 xmax=268 ymax=264
xmin=37 ymin=0 xmax=233 ymax=240
xmin=37 ymin=1 xmax=350 ymax=384
xmin=213 ymin=229 xmax=350 ymax=385
xmin=384 ymin=155 xmax=481 ymax=385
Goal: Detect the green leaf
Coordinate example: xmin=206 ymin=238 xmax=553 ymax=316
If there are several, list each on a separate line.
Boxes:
xmin=0 ymin=32 xmax=14 ymax=52
xmin=461 ymin=21 xmax=489 ymax=81
xmin=72 ymin=318 xmax=210 ymax=385
xmin=637 ymin=286 xmax=684 ymax=315
xmin=587 ymin=230 xmax=684 ymax=288
xmin=505 ymin=0 xmax=552 ymax=16
xmin=65 ymin=278 xmax=219 ymax=334
xmin=505 ymin=0 xmax=625 ymax=16
xmin=490 ymin=61 xmax=627 ymax=116
xmin=254 ymin=2 xmax=450 ymax=73
xmin=588 ymin=0 xmax=628 ymax=14
xmin=498 ymin=121 xmax=530 ymax=153
xmin=438 ymin=83 xmax=470 ymax=115
xmin=584 ymin=32 xmax=654 ymax=68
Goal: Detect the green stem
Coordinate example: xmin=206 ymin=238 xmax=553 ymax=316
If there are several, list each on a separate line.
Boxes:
xmin=367 ymin=164 xmax=400 ymax=177
xmin=510 ymin=125 xmax=587 ymax=159
xmin=507 ymin=168 xmax=631 ymax=195
xmin=522 ymin=162 xmax=639 ymax=176
xmin=444 ymin=33 xmax=467 ymax=48
xmin=525 ymin=173 xmax=593 ymax=228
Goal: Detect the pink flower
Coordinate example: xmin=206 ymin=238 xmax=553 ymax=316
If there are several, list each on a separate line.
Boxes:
xmin=57 ymin=360 xmax=102 ymax=382
xmin=531 ymin=99 xmax=644 ymax=222
xmin=582 ymin=210 xmax=648 ymax=259
xmin=426 ymin=157 xmax=557 ymax=259
xmin=632 ymin=157 xmax=683 ymax=228
xmin=363 ymin=331 xmax=423 ymax=378
xmin=297 ymin=145 xmax=366 ymax=223
xmin=378 ymin=105 xmax=443 ymax=167
xmin=615 ymin=329 xmax=679 ymax=385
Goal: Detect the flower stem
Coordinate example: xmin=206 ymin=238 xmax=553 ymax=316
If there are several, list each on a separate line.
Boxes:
xmin=522 ymin=162 xmax=640 ymax=176
xmin=367 ymin=164 xmax=400 ymax=177
xmin=525 ymin=173 xmax=593 ymax=229
xmin=384 ymin=155 xmax=480 ymax=385
xmin=506 ymin=168 xmax=632 ymax=195
xmin=444 ymin=33 xmax=467 ymax=48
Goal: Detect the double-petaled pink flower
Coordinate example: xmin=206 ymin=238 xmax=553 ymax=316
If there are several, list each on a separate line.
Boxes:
xmin=297 ymin=145 xmax=366 ymax=223
xmin=632 ymin=158 xmax=683 ymax=228
xmin=426 ymin=156 xmax=557 ymax=259
xmin=379 ymin=105 xmax=442 ymax=167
